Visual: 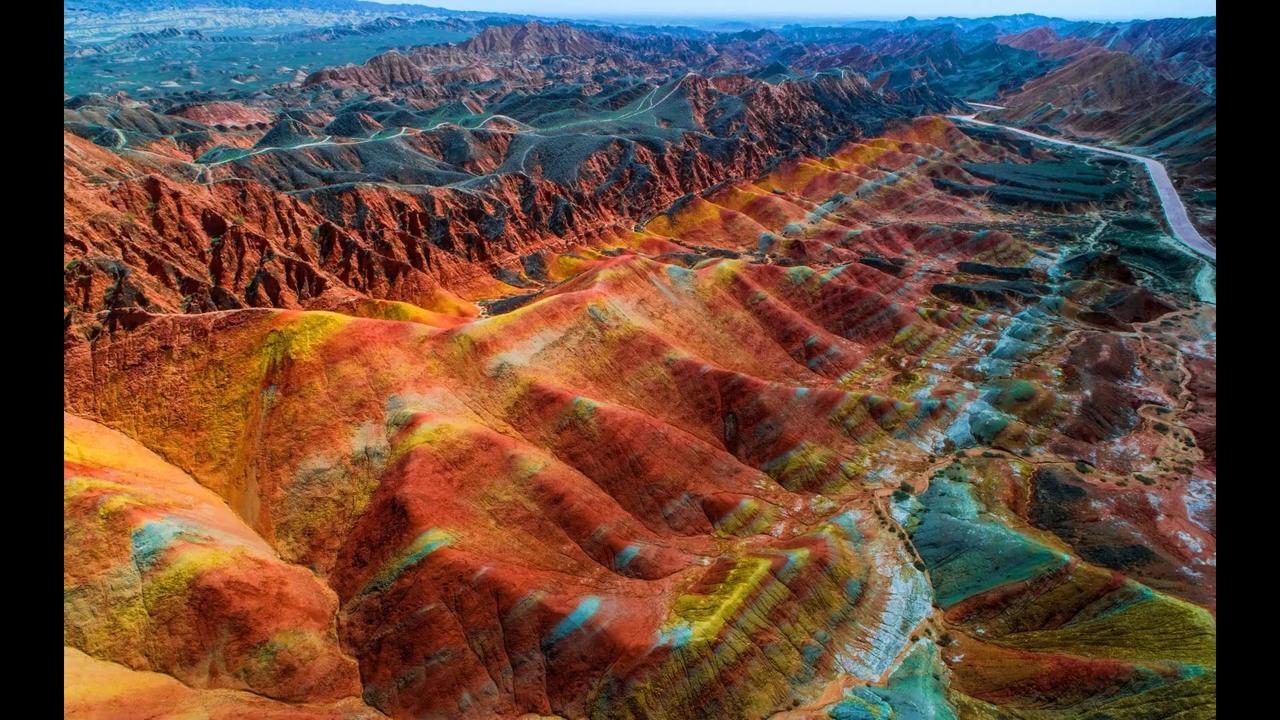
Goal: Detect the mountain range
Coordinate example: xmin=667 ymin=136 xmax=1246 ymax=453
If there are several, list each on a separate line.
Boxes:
xmin=63 ymin=4 xmax=1216 ymax=719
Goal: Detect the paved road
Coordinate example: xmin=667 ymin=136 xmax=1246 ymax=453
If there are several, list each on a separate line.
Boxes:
xmin=947 ymin=113 xmax=1216 ymax=263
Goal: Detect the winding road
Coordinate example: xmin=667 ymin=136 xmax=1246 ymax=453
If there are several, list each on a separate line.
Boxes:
xmin=948 ymin=105 xmax=1216 ymax=264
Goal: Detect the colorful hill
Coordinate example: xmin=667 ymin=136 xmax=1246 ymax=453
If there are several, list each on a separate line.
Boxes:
xmin=64 ymin=7 xmax=1215 ymax=718
xmin=65 ymin=112 xmax=1215 ymax=718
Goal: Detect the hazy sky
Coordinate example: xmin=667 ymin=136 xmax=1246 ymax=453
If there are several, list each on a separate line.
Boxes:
xmin=371 ymin=0 xmax=1215 ymax=21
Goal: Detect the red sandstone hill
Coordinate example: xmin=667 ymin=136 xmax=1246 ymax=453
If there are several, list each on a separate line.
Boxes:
xmin=63 ymin=117 xmax=1217 ymax=717
xmin=304 ymin=50 xmax=432 ymax=89
xmin=998 ymin=27 xmax=1092 ymax=59
xmin=168 ymin=101 xmax=275 ymax=128
xmin=63 ymin=66 xmax=923 ymax=336
xmin=999 ymin=48 xmax=1215 ymax=170
xmin=461 ymin=21 xmax=602 ymax=57
xmin=1004 ymin=48 xmax=1200 ymax=114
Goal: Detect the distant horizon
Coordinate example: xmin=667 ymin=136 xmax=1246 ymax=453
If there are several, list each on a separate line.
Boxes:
xmin=367 ymin=0 xmax=1216 ymax=23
